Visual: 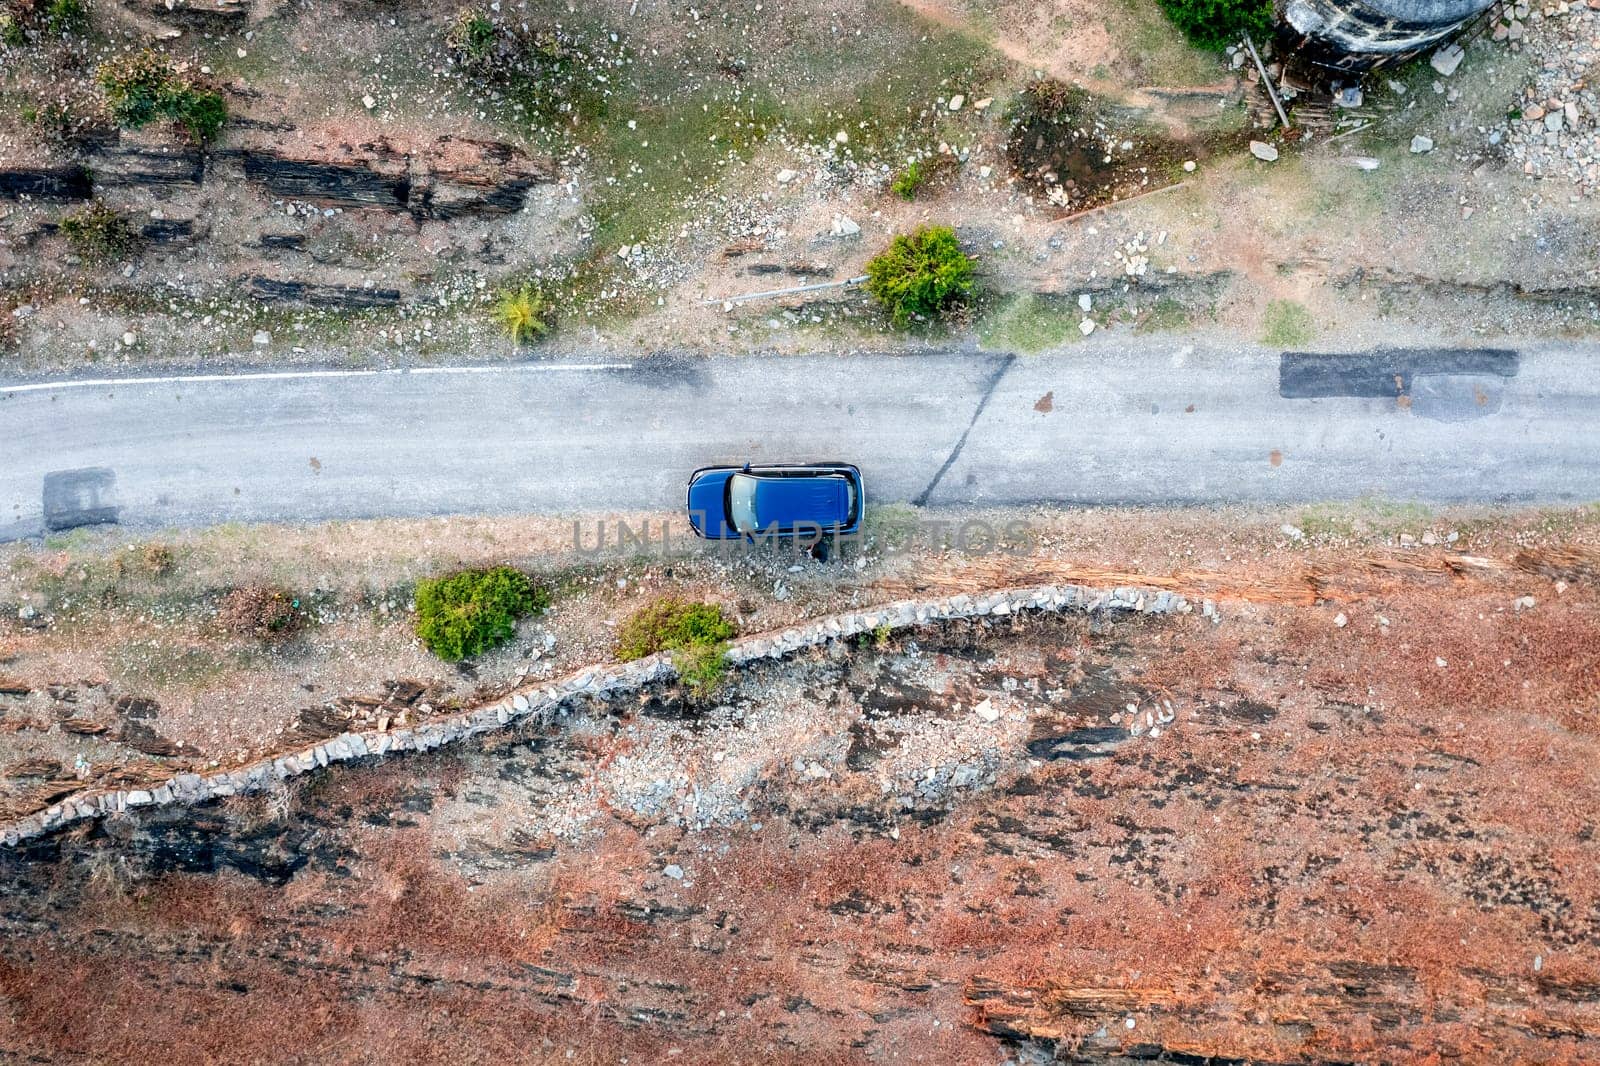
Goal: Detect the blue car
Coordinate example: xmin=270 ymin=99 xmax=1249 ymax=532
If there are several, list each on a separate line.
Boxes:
xmin=687 ymin=463 xmax=864 ymax=540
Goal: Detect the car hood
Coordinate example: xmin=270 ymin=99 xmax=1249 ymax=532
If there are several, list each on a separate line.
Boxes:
xmin=687 ymin=470 xmax=737 ymax=537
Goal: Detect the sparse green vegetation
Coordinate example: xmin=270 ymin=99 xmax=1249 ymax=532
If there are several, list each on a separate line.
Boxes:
xmin=43 ymin=0 xmax=86 ymax=34
xmin=97 ymin=49 xmax=227 ymax=142
xmin=0 ymin=0 xmax=87 ymax=42
xmin=447 ymin=10 xmax=497 ymax=63
xmin=616 ymin=598 xmax=736 ymax=695
xmin=59 ymin=202 xmax=140 ymax=263
xmin=493 ymin=284 xmax=554 ymax=344
xmin=865 ymin=225 xmax=975 ymax=327
xmin=1154 ymin=0 xmax=1273 ymax=50
xmin=414 ymin=566 xmax=547 ymax=662
xmin=977 ymin=293 xmax=1081 ymax=353
xmin=1260 ymin=298 xmax=1314 ymax=348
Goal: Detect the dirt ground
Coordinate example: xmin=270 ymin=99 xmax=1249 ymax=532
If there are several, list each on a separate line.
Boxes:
xmin=1 ymin=519 xmax=1597 ymax=1062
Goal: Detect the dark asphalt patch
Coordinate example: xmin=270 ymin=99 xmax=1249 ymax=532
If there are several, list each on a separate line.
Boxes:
xmin=42 ymin=467 xmax=119 ymax=531
xmin=1278 ymin=348 xmax=1519 ymax=399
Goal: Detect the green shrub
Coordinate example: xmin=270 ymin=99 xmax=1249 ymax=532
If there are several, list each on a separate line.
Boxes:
xmin=492 ymin=284 xmax=553 ymax=343
xmin=447 ymin=10 xmax=497 ymax=63
xmin=1154 ymin=0 xmax=1274 ymax=50
xmin=0 ymin=12 xmax=22 ymax=45
xmin=59 ymin=201 xmax=140 ymax=262
xmin=414 ymin=566 xmax=547 ymax=661
xmin=97 ymin=49 xmax=227 ymax=143
xmin=864 ymin=224 xmax=975 ymax=326
xmin=616 ymin=597 xmax=736 ymax=694
xmin=891 ymin=161 xmax=926 ymax=201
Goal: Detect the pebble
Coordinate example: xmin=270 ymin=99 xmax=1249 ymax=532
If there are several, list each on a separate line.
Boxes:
xmin=1334 ymin=612 xmax=1348 ymax=628
xmin=252 ymin=330 xmax=272 ymax=346
xmin=1249 ymin=140 xmax=1279 ymax=162
xmin=663 ymin=864 xmax=684 ymax=880
xmin=948 ymin=94 xmax=965 ymax=111
xmin=121 ymin=331 xmax=137 ymax=346
xmin=1078 ymin=318 xmax=1096 ymax=336
xmin=1410 ymin=135 xmax=1435 ymax=154
xmin=776 ymin=168 xmax=798 ymax=184
xmin=973 ymin=698 xmax=1000 ymax=722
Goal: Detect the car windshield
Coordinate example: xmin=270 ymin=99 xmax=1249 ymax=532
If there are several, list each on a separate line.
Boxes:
xmin=728 ymin=474 xmax=760 ymax=534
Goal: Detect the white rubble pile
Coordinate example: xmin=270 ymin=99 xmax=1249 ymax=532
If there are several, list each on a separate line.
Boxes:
xmin=1491 ymin=0 xmax=1600 ymax=191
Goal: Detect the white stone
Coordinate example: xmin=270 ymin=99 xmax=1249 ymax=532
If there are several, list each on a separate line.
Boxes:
xmin=1078 ymin=294 xmax=1092 ymax=312
xmin=1079 ymin=318 xmax=1096 ymax=336
xmin=122 ymin=331 xmax=137 ymax=346
xmin=973 ymin=698 xmax=1000 ymax=722
xmin=1182 ymin=160 xmax=1196 ymax=172
xmin=776 ymin=168 xmax=799 ymax=184
xmin=362 ymin=94 xmax=377 ymax=109
xmin=663 ymin=864 xmax=684 ymax=880
xmin=1410 ymin=135 xmax=1435 ymax=153
xmin=252 ymin=330 xmax=272 ymax=346
xmin=830 ymin=214 xmax=860 ymax=237
xmin=1334 ymin=613 xmax=1348 ymax=628
xmin=948 ymin=94 xmax=965 ymax=111
xmin=1249 ymin=141 xmax=1279 ymax=162
xmin=1430 ymin=44 xmax=1464 ymax=77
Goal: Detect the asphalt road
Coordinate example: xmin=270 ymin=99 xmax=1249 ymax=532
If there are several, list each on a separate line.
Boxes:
xmin=2 ymin=342 xmax=1597 ymax=540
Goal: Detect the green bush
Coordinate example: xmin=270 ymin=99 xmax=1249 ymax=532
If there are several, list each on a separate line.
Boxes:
xmin=414 ymin=566 xmax=547 ymax=662
xmin=492 ymin=284 xmax=553 ymax=343
xmin=1154 ymin=0 xmax=1274 ymax=50
xmin=864 ymin=224 xmax=975 ymax=326
xmin=59 ymin=201 xmax=140 ymax=262
xmin=98 ymin=49 xmax=227 ymax=143
xmin=616 ymin=598 xmax=736 ymax=694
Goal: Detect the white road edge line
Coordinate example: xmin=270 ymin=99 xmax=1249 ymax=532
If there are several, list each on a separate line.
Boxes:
xmin=0 ymin=363 xmax=634 ymax=395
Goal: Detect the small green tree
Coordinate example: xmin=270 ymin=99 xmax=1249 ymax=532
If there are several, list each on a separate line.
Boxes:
xmin=864 ymin=225 xmax=975 ymax=326
xmin=1154 ymin=0 xmax=1274 ymax=50
xmin=414 ymin=566 xmax=547 ymax=661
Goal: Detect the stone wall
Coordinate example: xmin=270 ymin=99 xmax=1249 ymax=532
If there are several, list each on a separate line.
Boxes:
xmin=0 ymin=583 xmax=1189 ymax=849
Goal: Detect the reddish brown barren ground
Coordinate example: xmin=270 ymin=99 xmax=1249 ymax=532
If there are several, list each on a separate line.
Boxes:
xmin=1 ymin=539 xmax=1597 ymax=1063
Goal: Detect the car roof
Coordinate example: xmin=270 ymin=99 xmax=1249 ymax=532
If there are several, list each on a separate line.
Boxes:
xmin=741 ymin=471 xmax=849 ymax=526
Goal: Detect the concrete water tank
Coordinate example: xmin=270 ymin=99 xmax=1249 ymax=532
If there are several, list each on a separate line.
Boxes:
xmin=1282 ymin=0 xmax=1497 ymax=69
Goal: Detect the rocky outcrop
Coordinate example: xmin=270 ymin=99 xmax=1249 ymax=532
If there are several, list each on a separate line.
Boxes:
xmin=119 ymin=0 xmax=250 ymax=29
xmin=0 ymin=168 xmax=92 ymax=201
xmin=91 ymin=143 xmax=206 ymax=187
xmin=1 ymin=583 xmax=1189 ymax=847
xmin=237 ymin=134 xmax=555 ymax=220
xmin=244 ymin=277 xmax=402 ymax=308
